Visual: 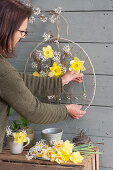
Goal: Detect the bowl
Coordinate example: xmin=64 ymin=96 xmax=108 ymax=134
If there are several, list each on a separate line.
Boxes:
xmin=41 ymin=128 xmax=63 ymax=145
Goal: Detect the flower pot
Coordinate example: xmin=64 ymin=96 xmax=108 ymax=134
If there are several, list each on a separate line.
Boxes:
xmin=9 ymin=137 xmax=30 ymax=154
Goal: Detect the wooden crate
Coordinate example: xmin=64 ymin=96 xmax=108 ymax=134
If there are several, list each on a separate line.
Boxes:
xmin=0 ymin=147 xmax=99 ymax=170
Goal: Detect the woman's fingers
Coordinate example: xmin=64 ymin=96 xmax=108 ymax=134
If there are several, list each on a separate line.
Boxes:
xmin=66 ymin=104 xmax=86 ymax=120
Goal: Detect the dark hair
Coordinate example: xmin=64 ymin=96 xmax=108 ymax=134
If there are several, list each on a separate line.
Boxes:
xmin=0 ymin=0 xmax=32 ymax=57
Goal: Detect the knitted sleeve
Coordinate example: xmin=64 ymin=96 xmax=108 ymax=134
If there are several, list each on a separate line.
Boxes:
xmin=0 ymin=69 xmax=68 ymax=124
xmin=20 ymin=73 xmax=63 ymax=97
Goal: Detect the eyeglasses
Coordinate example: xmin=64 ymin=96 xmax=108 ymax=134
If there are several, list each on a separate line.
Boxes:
xmin=18 ymin=29 xmax=28 ymax=37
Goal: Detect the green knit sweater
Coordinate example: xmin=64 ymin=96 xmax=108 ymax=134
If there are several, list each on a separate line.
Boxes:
xmin=0 ymin=55 xmax=68 ymax=152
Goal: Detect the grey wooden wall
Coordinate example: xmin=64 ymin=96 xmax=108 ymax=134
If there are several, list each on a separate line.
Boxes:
xmin=8 ymin=0 xmax=113 ymax=169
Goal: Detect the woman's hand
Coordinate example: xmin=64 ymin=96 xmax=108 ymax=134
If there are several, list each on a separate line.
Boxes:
xmin=65 ymin=104 xmax=86 ymax=119
xmin=62 ymin=71 xmax=83 ymax=86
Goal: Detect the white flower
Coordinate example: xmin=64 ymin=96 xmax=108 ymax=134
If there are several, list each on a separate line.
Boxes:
xmin=32 ymin=62 xmax=38 ymax=69
xmin=48 ymin=95 xmax=54 ymax=100
xmin=54 ymin=51 xmax=61 ymax=57
xmin=22 ymin=1 xmax=32 ymax=7
xmin=54 ymin=40 xmax=60 ymax=47
xmin=63 ymin=44 xmax=71 ymax=54
xmin=61 ymin=66 xmax=67 ymax=73
xmin=29 ymin=16 xmax=36 ymax=24
xmin=49 ymin=15 xmax=56 ymax=24
xmin=54 ymin=7 xmax=62 ymax=14
xmin=53 ymin=51 xmax=61 ymax=63
xmin=33 ymin=7 xmax=41 ymax=15
xmin=25 ymin=151 xmax=34 ymax=160
xmin=40 ymin=71 xmax=48 ymax=77
xmin=40 ymin=15 xmax=47 ymax=22
xmin=21 ymin=130 xmax=27 ymax=134
xmin=43 ymin=32 xmax=51 ymax=41
xmin=53 ymin=56 xmax=60 ymax=63
xmin=6 ymin=126 xmax=12 ymax=136
xmin=35 ymin=50 xmax=42 ymax=57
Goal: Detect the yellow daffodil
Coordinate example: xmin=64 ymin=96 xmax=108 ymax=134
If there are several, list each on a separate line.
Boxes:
xmin=13 ymin=132 xmax=27 ymax=144
xmin=69 ymin=57 xmax=86 ymax=74
xmin=62 ymin=140 xmax=73 ymax=154
xmin=70 ymin=151 xmax=84 ymax=164
xmin=36 ymin=153 xmax=43 ymax=157
xmin=33 ymin=71 xmax=40 ymax=77
xmin=58 ymin=150 xmax=70 ymax=162
xmin=55 ymin=154 xmax=64 ymax=164
xmin=42 ymin=45 xmax=54 ymax=59
xmin=53 ymin=140 xmax=63 ymax=151
xmin=48 ymin=62 xmax=62 ymax=77
xmin=42 ymin=147 xmax=55 ymax=161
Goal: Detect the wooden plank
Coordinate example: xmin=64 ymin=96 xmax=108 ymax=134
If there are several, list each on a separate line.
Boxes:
xmin=9 ymin=42 xmax=113 ymax=75
xmin=24 ymin=0 xmax=113 ymax=11
xmin=95 ymin=148 xmax=99 ymax=170
xmin=100 ymin=168 xmax=113 ymax=170
xmin=0 ymin=148 xmax=94 ymax=167
xmin=0 ymin=148 xmax=98 ymax=170
xmin=20 ymin=12 xmax=113 ymax=43
xmin=0 ymin=162 xmax=82 ymax=170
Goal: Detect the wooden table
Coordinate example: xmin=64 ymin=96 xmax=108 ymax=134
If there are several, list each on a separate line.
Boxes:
xmin=0 ymin=147 xmax=99 ymax=170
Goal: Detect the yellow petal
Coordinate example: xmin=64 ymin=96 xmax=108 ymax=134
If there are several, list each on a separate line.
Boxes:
xmin=69 ymin=67 xmax=73 ymax=71
xmin=70 ymin=60 xmax=74 ymax=65
xmin=80 ymin=65 xmax=86 ymax=71
xmin=33 ymin=72 xmax=40 ymax=77
xmin=74 ymin=69 xmax=80 ymax=74
xmin=74 ymin=57 xmax=80 ymax=62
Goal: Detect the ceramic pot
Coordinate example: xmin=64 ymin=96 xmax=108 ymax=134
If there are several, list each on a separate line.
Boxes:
xmin=9 ymin=137 xmax=30 ymax=154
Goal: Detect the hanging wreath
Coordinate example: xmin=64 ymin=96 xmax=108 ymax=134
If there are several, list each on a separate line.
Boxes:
xmin=23 ymin=3 xmax=96 ymax=111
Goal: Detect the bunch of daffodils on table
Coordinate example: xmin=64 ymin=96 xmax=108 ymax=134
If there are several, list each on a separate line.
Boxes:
xmin=26 ymin=140 xmax=83 ymax=164
xmin=25 ymin=139 xmax=101 ymax=164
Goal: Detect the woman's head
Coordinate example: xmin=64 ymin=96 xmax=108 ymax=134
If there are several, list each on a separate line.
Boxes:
xmin=0 ymin=0 xmax=32 ymax=57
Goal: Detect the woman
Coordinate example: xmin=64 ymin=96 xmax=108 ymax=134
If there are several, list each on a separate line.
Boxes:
xmin=0 ymin=0 xmax=86 ymax=152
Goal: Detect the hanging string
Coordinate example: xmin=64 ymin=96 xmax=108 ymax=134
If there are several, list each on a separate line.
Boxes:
xmin=56 ymin=15 xmax=60 ymax=40
xmin=56 ymin=12 xmax=69 ymax=40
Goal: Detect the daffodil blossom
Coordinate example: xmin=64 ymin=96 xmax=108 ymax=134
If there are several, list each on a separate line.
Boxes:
xmin=58 ymin=150 xmax=71 ymax=162
xmin=42 ymin=147 xmax=55 ymax=161
xmin=55 ymin=154 xmax=64 ymax=164
xmin=69 ymin=57 xmax=86 ymax=74
xmin=62 ymin=140 xmax=73 ymax=154
xmin=48 ymin=62 xmax=62 ymax=77
xmin=42 ymin=45 xmax=54 ymax=59
xmin=13 ymin=132 xmax=27 ymax=144
xmin=53 ymin=140 xmax=63 ymax=151
xmin=33 ymin=71 xmax=40 ymax=77
xmin=70 ymin=151 xmax=84 ymax=164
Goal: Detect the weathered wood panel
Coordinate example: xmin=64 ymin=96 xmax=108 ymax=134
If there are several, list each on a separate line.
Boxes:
xmin=20 ymin=12 xmax=113 ymax=43
xmin=9 ymin=42 xmax=113 ymax=75
xmin=8 ymin=106 xmax=113 ymax=138
xmin=24 ymin=0 xmax=113 ymax=11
